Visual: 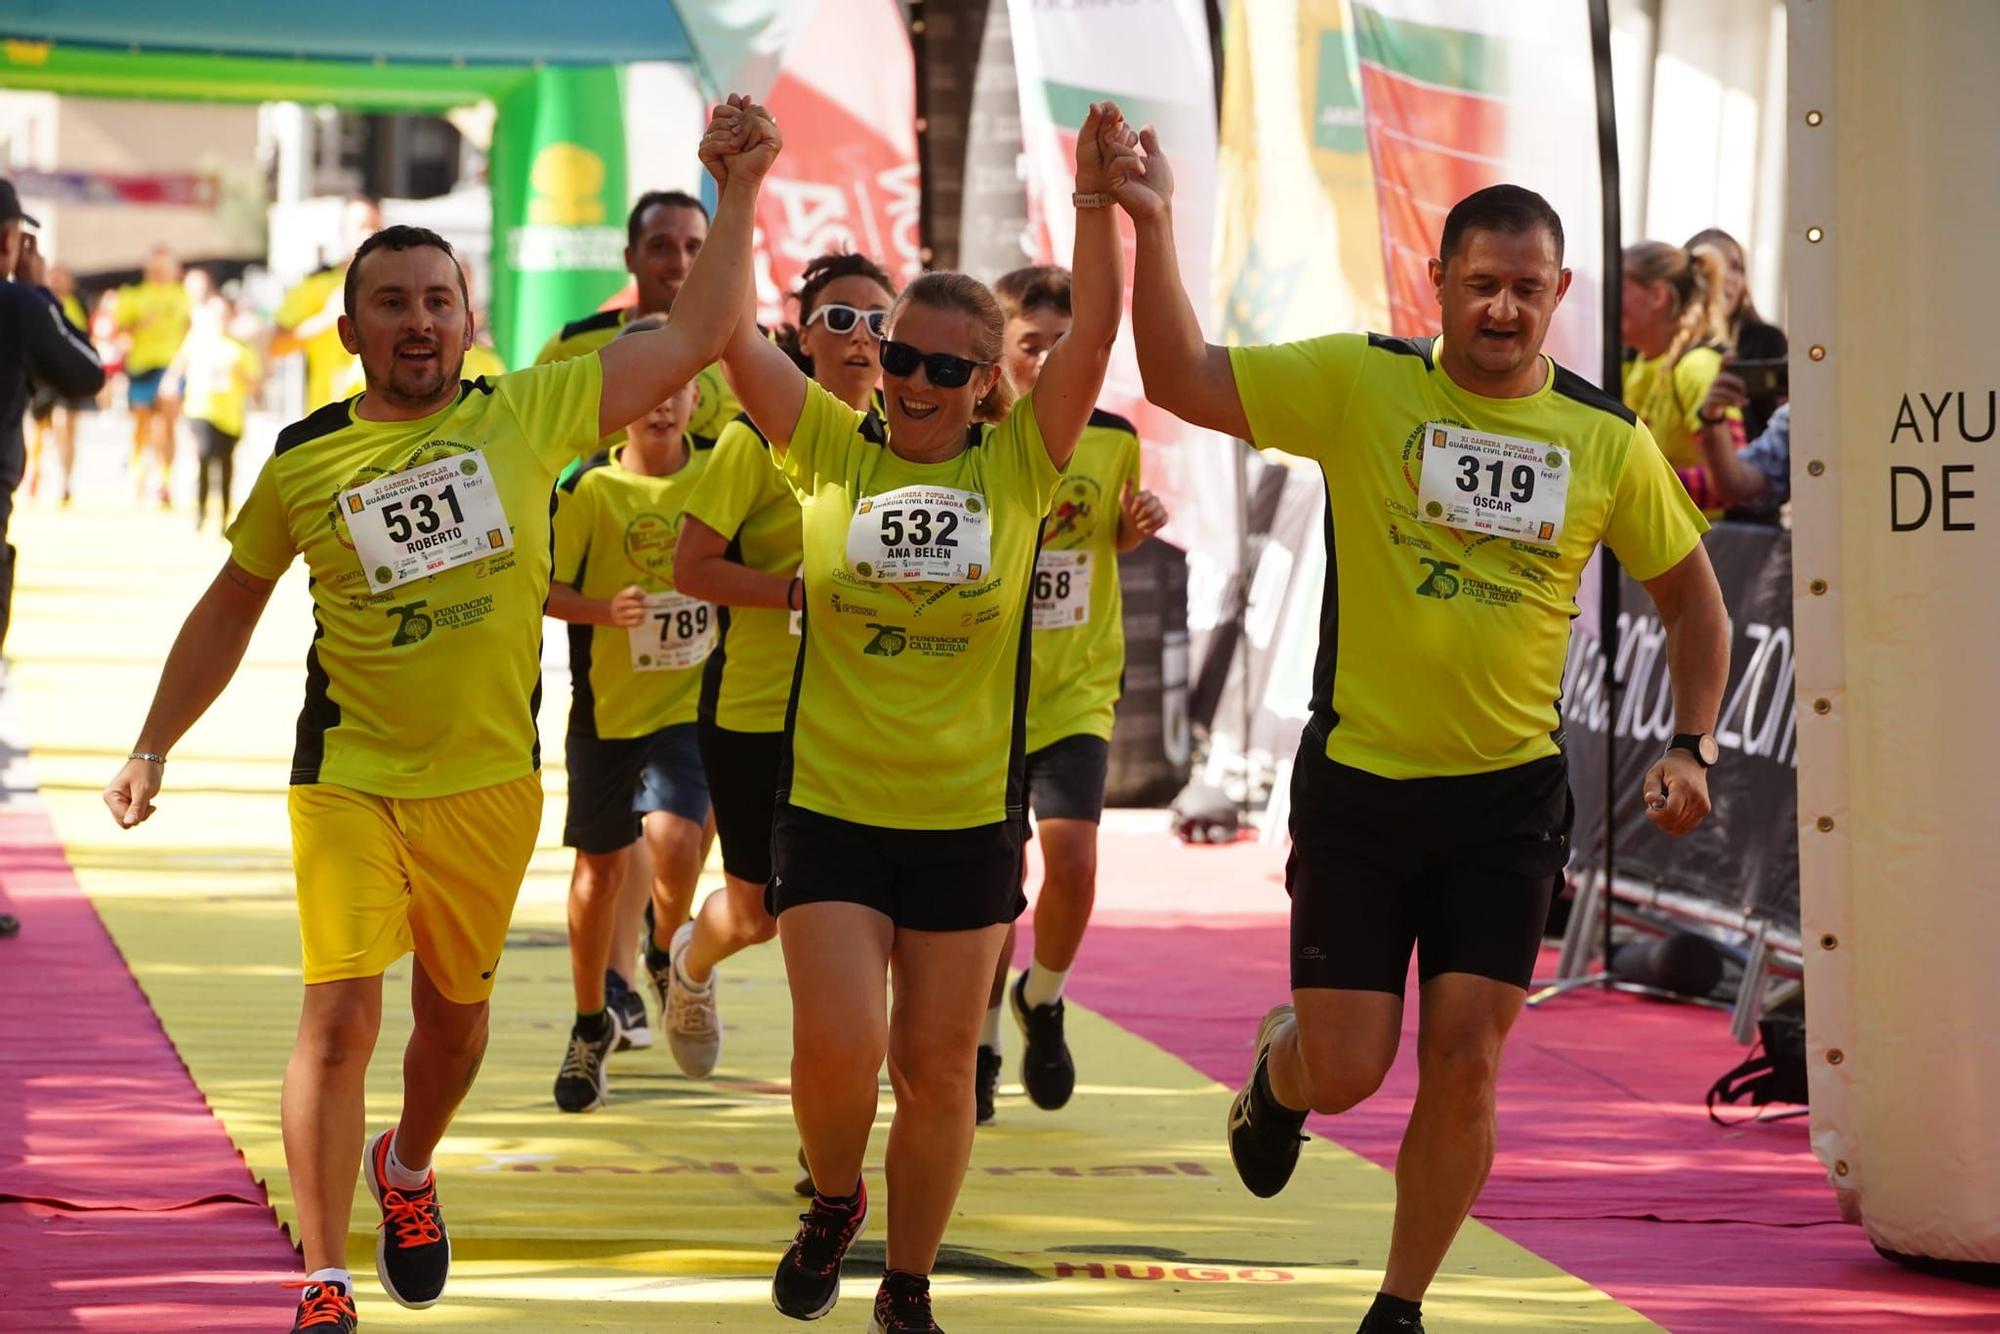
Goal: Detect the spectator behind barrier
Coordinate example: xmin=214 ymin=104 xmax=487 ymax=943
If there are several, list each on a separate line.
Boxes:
xmin=1621 ymin=239 xmax=1744 ymax=518
xmin=1696 ymin=375 xmax=1790 ymax=524
xmin=1686 ymin=227 xmax=1787 ymax=438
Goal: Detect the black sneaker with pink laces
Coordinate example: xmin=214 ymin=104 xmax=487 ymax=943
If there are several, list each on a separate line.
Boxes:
xmin=286 ymin=1279 xmax=356 ymax=1332
xmin=771 ymin=1179 xmax=868 ymax=1320
xmin=364 ymin=1128 xmax=450 ymax=1308
xmin=869 ymin=1269 xmax=942 ymax=1332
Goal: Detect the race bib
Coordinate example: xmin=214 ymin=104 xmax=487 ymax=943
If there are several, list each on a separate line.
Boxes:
xmin=343 ymin=450 xmax=511 ymax=593
xmin=1416 ymin=423 xmax=1570 ymax=543
xmin=1031 ymin=549 xmax=1091 ymax=629
xmin=845 ymin=484 xmax=992 ymax=584
xmin=627 ymin=591 xmax=714 ymax=672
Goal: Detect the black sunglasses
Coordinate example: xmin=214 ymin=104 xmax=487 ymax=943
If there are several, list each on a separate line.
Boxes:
xmin=877 ymin=337 xmax=989 ymax=390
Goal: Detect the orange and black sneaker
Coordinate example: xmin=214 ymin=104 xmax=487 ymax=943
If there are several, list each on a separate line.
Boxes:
xmin=364 ymin=1128 xmax=450 ymax=1308
xmin=286 ymin=1279 xmax=356 ymax=1332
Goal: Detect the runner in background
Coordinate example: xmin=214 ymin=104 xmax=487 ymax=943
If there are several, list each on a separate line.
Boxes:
xmin=170 ymin=289 xmax=263 ymax=530
xmin=99 ymin=129 xmax=761 ymax=1326
xmin=976 ymin=264 xmax=1167 ymax=1124
xmin=114 ymin=245 xmax=191 ymax=506
xmin=536 ymin=187 xmax=736 ymax=1050
xmin=25 ymin=264 xmax=92 ymax=505
xmin=546 ymin=314 xmax=717 ymax=1113
xmin=270 ymin=195 xmax=382 ymax=412
xmin=668 ymin=250 xmax=898 ymax=1082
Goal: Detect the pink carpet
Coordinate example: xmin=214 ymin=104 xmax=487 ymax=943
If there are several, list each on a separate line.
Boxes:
xmin=1019 ymin=827 xmax=1997 ymax=1332
xmin=0 ymin=805 xmax=299 ymax=1330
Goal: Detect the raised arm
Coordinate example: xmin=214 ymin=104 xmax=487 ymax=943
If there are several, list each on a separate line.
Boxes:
xmin=1026 ymin=102 xmax=1124 ymax=469
xmin=1105 ymin=125 xmax=1250 ymax=441
xmin=597 ymin=97 xmax=779 ymax=440
xmin=102 ymin=559 xmax=276 ymax=828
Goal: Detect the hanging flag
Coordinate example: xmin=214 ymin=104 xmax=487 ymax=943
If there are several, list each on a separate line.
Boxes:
xmin=1349 ymin=0 xmax=1606 ymax=376
xmin=750 ymin=0 xmax=921 ymax=325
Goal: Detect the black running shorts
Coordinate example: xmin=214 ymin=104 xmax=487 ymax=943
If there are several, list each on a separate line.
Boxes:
xmin=699 ymin=720 xmax=782 ymax=885
xmin=767 ymin=803 xmax=1028 ymax=932
xmin=1025 ymin=733 xmax=1111 ymax=824
xmin=1285 ymin=732 xmax=1572 ymax=995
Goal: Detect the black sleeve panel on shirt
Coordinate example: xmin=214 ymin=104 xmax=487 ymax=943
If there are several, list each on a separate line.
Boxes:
xmin=1086 ymin=407 xmax=1139 ymax=436
xmin=733 ymin=411 xmax=772 ymax=448
xmin=274 ymin=398 xmax=359 ymax=456
xmin=557 ymin=309 xmax=624 ymax=343
xmin=1366 ymin=332 xmax=1435 ymax=368
xmin=20 ymin=285 xmax=105 ymax=398
xmin=1550 ymin=361 xmax=1638 ymax=426
xmin=560 ymin=449 xmax=612 ymax=495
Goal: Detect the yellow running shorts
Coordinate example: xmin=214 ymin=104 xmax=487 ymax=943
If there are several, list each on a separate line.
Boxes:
xmin=287 ymin=772 xmax=543 ymax=1003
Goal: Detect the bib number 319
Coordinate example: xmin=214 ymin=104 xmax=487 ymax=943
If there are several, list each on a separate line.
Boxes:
xmin=1415 ymin=423 xmax=1570 ymax=542
xmin=343 ymin=450 xmax=512 ymax=592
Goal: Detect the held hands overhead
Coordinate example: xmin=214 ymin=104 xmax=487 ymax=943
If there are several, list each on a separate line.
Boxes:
xmin=1089 ymin=102 xmax=1173 ymax=221
xmin=699 ymin=94 xmax=783 ymax=190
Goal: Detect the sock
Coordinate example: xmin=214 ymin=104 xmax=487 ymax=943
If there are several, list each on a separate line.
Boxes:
xmin=1254 ymin=1055 xmax=1308 ymax=1124
xmin=673 ymin=946 xmax=712 ymax=993
xmin=1365 ymin=1291 xmax=1423 ymax=1325
xmin=576 ymin=1007 xmax=612 ymax=1042
xmin=644 ymin=932 xmax=672 ymax=974
xmin=814 ymin=1179 xmax=863 ymax=1210
xmin=305 ymin=1266 xmax=351 ymax=1292
xmin=980 ymin=1001 xmax=1003 ymax=1052
xmin=383 ymin=1137 xmax=430 ymax=1189
xmin=1022 ymin=961 xmax=1070 ymax=1009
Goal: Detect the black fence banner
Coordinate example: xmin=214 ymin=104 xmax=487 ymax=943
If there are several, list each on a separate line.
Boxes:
xmin=1562 ymin=522 xmax=1801 ymax=927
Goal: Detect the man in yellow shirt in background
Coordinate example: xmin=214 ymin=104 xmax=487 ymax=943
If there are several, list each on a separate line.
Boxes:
xmin=115 ymin=245 xmax=192 ymax=505
xmin=270 ymin=195 xmax=383 ymax=412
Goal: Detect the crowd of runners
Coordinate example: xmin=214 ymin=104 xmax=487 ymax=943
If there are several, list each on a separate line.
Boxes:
xmin=90 ymin=92 xmax=1727 ymax=1334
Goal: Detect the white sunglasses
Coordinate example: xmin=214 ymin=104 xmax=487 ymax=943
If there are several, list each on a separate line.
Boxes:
xmin=805 ymin=303 xmax=889 ymax=337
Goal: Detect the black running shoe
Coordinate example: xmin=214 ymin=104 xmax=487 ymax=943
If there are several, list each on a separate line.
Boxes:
xmin=772 ymin=1181 xmax=868 ymax=1321
xmin=364 ymin=1129 xmax=451 ymax=1308
xmin=605 ymin=968 xmax=651 ymax=1051
xmin=1357 ymin=1308 xmax=1425 ymax=1333
xmin=1226 ymin=1003 xmax=1308 ymax=1198
xmin=286 ymin=1280 xmax=356 ymax=1332
xmin=974 ymin=1045 xmax=1002 ymax=1126
xmin=869 ymin=1269 xmax=942 ymax=1332
xmin=553 ymin=1016 xmax=615 ymax=1113
xmin=1009 ymin=972 xmax=1075 ymax=1111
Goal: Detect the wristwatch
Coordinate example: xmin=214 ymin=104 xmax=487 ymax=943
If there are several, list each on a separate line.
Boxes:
xmin=1667 ymin=732 xmax=1720 ymax=767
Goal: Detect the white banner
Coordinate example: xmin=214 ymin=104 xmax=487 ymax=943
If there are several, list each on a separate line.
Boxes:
xmin=1792 ymin=0 xmax=2000 ymax=1270
xmin=1004 ymin=0 xmax=1241 ymax=647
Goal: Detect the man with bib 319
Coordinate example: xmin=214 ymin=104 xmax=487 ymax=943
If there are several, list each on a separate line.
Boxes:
xmin=1104 ymin=114 xmax=1731 ymax=1334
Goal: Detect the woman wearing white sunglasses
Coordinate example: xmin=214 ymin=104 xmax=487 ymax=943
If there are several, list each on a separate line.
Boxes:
xmin=690 ymin=96 xmax=1130 ymax=1332
xmin=667 ymin=250 xmax=899 ymax=1079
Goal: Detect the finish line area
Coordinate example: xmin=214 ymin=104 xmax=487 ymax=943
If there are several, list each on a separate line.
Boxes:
xmin=1 ymin=440 xmax=1988 ymax=1331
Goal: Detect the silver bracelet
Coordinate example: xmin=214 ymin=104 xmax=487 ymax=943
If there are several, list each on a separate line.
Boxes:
xmin=129 ymin=751 xmax=167 ymax=765
xmin=1072 ymin=191 xmax=1114 ymax=209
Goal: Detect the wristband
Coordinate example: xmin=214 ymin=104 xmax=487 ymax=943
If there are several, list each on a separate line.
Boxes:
xmin=788 ymin=576 xmax=804 ymax=611
xmin=1072 ymin=191 xmax=1114 ymax=209
xmin=129 ymin=751 xmax=167 ymax=765
xmin=1698 ymin=411 xmax=1727 ymax=426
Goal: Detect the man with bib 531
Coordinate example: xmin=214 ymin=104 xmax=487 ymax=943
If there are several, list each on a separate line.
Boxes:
xmin=1104 ymin=114 xmax=1730 ymax=1334
xmin=100 ymin=168 xmax=759 ymax=1333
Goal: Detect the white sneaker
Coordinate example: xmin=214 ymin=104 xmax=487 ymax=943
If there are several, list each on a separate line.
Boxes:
xmin=665 ymin=919 xmax=721 ymax=1077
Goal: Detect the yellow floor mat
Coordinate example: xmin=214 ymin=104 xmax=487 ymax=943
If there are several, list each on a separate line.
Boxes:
xmin=9 ymin=500 xmax=1656 ymax=1331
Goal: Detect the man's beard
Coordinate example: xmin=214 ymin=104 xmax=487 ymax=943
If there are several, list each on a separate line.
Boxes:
xmin=366 ymin=341 xmax=466 ymax=409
